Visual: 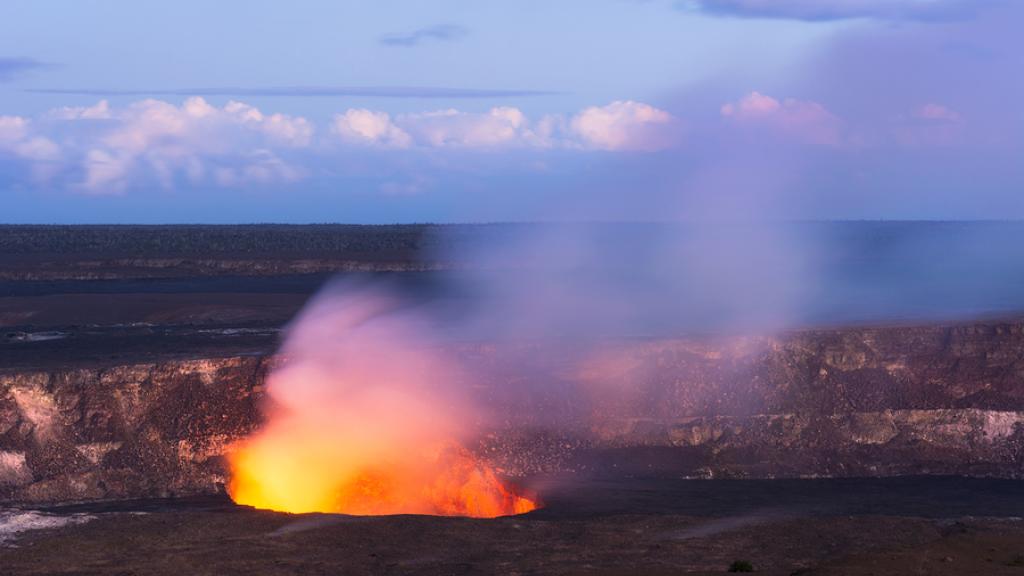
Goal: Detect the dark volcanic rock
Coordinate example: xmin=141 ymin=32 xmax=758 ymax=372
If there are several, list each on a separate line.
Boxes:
xmin=2 ymin=320 xmax=1024 ymax=504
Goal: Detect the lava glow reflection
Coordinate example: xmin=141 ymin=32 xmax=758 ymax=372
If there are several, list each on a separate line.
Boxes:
xmin=227 ymin=286 xmax=537 ymax=518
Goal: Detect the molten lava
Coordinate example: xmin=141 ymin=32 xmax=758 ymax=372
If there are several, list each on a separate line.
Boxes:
xmin=229 ymin=437 xmax=537 ymax=517
xmin=225 ymin=285 xmax=538 ymax=518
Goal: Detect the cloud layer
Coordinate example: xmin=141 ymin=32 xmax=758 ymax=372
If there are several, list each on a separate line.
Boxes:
xmin=721 ymin=92 xmax=841 ymax=145
xmin=332 ymin=101 xmax=678 ymax=151
xmin=0 ymin=90 xmax=980 ymax=198
xmin=684 ymin=0 xmax=982 ymax=21
xmin=0 ymin=98 xmax=677 ymax=194
xmin=2 ymin=98 xmax=314 ymax=193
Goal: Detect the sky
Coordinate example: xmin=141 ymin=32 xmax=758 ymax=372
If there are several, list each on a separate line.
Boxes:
xmin=0 ymin=0 xmax=1020 ymax=223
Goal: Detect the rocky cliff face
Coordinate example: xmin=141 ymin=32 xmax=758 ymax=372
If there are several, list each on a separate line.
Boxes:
xmin=2 ymin=320 xmax=1023 ymax=504
xmin=0 ymin=357 xmax=267 ymax=503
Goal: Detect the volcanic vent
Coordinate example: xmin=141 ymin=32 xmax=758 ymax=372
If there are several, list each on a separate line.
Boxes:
xmin=226 ymin=284 xmax=537 ymax=518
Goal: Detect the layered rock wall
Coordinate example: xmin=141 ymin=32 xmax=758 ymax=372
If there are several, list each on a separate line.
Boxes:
xmin=2 ymin=321 xmax=1023 ymax=504
xmin=0 ymin=357 xmax=266 ymax=503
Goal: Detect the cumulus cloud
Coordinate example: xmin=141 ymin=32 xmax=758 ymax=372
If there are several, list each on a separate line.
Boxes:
xmin=84 ymin=98 xmax=311 ymax=192
xmin=0 ymin=116 xmax=30 ymax=145
xmin=380 ymin=24 xmax=469 ymax=47
xmin=331 ymin=101 xmax=677 ymax=151
xmin=332 ymin=109 xmax=412 ymax=148
xmin=721 ymin=92 xmax=841 ymax=145
xmin=48 ymin=100 xmax=113 ymax=120
xmin=683 ymin=0 xmax=984 ymax=21
xmin=717 ymin=93 xmax=974 ymax=151
xmin=0 ymin=115 xmax=62 ymax=183
xmin=333 ymin=106 xmax=543 ymax=149
xmin=892 ymin=103 xmax=965 ymax=147
xmin=0 ymin=98 xmax=677 ymax=195
xmin=0 ymin=116 xmax=60 ymax=163
xmin=0 ymin=98 xmax=313 ymax=193
xmin=399 ymin=107 xmax=535 ymax=148
xmin=914 ymin=103 xmax=961 ymax=122
xmin=570 ymin=100 xmax=677 ymax=151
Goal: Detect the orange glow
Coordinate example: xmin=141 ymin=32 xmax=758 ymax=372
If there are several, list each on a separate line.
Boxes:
xmin=225 ymin=288 xmax=538 ymax=518
xmin=228 ymin=435 xmax=537 ymax=517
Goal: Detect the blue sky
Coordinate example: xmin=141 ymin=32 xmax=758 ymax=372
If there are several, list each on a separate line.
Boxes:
xmin=0 ymin=1 xmax=828 ymax=115
xmin=0 ymin=0 xmax=1020 ymax=222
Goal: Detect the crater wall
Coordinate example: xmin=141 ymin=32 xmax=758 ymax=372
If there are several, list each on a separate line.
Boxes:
xmin=2 ymin=320 xmax=1023 ymax=504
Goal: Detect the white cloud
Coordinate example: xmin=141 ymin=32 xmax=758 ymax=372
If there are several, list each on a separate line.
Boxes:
xmin=914 ymin=103 xmax=961 ymax=123
xmin=721 ymin=92 xmax=841 ymax=145
xmin=399 ymin=107 xmax=533 ymax=148
xmin=0 ymin=115 xmax=61 ymax=177
xmin=42 ymin=97 xmax=314 ymax=193
xmin=0 ymin=115 xmax=31 ymax=144
xmin=331 ymin=109 xmax=412 ymax=148
xmin=720 ymin=91 xmax=783 ymax=117
xmin=0 ymin=98 xmax=678 ymax=195
xmin=49 ymin=100 xmax=112 ymax=120
xmin=569 ymin=100 xmax=677 ymax=151
xmin=331 ymin=101 xmax=676 ymax=151
xmin=223 ymin=101 xmax=314 ymax=147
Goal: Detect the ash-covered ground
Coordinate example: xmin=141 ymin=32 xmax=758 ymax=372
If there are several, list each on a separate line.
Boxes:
xmin=2 ymin=223 xmax=1024 ymax=574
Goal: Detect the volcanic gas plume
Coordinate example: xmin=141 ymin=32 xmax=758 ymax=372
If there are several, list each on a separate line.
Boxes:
xmin=227 ymin=285 xmax=537 ymax=517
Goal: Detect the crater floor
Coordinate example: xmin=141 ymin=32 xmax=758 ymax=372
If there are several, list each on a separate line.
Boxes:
xmin=3 ymin=476 xmax=1024 ymax=575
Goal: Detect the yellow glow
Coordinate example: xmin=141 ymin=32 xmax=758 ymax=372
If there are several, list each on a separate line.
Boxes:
xmin=228 ymin=431 xmax=537 ymax=517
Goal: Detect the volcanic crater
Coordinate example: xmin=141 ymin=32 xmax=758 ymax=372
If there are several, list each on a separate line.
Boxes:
xmin=2 ymin=224 xmax=1024 ymax=575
